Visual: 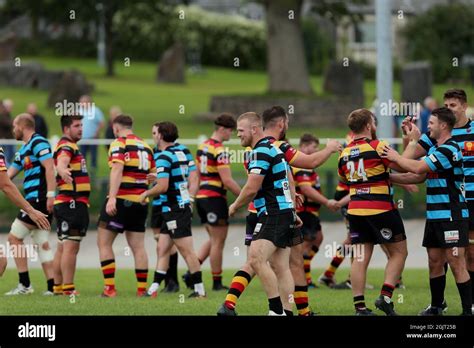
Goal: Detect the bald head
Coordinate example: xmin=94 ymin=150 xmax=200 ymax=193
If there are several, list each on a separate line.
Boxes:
xmin=3 ymin=99 xmax=13 ymax=113
xmin=27 ymin=103 xmax=38 ymax=115
xmin=109 ymin=106 xmax=122 ymax=121
xmin=15 ymin=113 xmax=35 ymax=129
xmin=13 ymin=113 xmax=36 ymax=141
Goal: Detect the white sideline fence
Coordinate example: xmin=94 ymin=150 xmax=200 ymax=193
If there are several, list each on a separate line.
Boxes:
xmin=0 ymin=137 xmax=405 ymax=147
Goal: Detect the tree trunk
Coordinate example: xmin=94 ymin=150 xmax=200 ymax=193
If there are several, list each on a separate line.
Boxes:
xmin=104 ymin=2 xmax=115 ymax=77
xmin=30 ymin=13 xmax=39 ymax=40
xmin=265 ymin=0 xmax=313 ymax=95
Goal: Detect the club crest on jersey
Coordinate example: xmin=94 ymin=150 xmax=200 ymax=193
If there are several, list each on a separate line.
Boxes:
xmin=350 ymin=148 xmax=360 ymax=158
xmin=463 ymin=141 xmax=474 ymax=156
xmin=24 ymin=156 xmax=33 ymax=170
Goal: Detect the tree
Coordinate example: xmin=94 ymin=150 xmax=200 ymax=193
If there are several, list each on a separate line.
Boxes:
xmin=402 ymin=3 xmax=474 ymax=83
xmin=262 ymin=0 xmax=366 ymax=95
xmin=264 ymin=0 xmax=311 ymax=94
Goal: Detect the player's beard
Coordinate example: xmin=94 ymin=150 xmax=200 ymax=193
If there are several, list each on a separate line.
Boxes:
xmin=371 ymin=128 xmax=377 ymax=140
xmin=14 ymin=130 xmax=22 ymax=141
xmin=240 ymin=135 xmax=251 ymax=147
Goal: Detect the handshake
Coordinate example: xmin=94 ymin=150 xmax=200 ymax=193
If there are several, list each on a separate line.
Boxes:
xmin=295 ymin=194 xmax=344 ymax=212
xmin=325 ymin=199 xmax=343 ymax=212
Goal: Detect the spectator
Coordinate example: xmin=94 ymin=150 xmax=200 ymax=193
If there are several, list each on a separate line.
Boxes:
xmin=104 ymin=106 xmax=122 ymax=151
xmin=0 ymin=99 xmax=14 ymax=164
xmin=78 ymin=95 xmax=105 ymax=173
xmin=26 ymin=103 xmax=49 ymax=138
xmin=419 ymin=97 xmax=438 ymax=133
xmin=3 ymin=99 xmax=13 ymax=114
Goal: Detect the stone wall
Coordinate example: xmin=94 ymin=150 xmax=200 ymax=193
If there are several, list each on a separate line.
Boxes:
xmin=196 ymin=95 xmax=362 ymax=127
xmin=0 ymin=61 xmax=93 ymax=107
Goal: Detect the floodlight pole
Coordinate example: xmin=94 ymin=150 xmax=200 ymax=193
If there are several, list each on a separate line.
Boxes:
xmin=375 ymin=0 xmax=393 ymax=140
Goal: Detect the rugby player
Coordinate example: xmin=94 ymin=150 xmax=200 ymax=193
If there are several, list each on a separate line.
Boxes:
xmin=5 ymin=114 xmax=55 ymax=296
xmin=401 ymin=89 xmax=474 ymax=314
xmin=227 ymin=112 xmax=301 ymax=315
xmin=0 ymin=146 xmax=50 ymax=276
xmin=52 ymin=115 xmax=90 ymax=295
xmin=195 ymin=114 xmax=241 ymax=290
xmin=149 ymin=124 xmax=180 ymax=293
xmin=98 ymin=115 xmax=155 ymax=297
xmin=141 ymin=122 xmax=206 ymax=298
xmin=292 ymin=134 xmax=339 ymax=287
xmin=386 ymin=107 xmax=472 ymax=316
xmin=339 ymin=108 xmax=408 ymax=316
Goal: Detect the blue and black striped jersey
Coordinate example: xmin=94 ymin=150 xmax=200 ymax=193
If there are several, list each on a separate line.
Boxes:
xmin=423 ymin=138 xmax=468 ymax=221
xmin=156 ymin=143 xmax=196 ymax=212
xmin=151 ymin=147 xmax=165 ymax=207
xmin=12 ymin=133 xmax=52 ymax=201
xmin=247 ymin=138 xmax=294 ymax=217
xmin=0 ymin=147 xmax=6 ymax=172
xmin=419 ymin=120 xmax=474 ymax=200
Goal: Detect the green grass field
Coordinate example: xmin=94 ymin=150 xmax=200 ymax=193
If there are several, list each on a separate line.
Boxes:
xmin=0 ymin=268 xmax=465 ymax=316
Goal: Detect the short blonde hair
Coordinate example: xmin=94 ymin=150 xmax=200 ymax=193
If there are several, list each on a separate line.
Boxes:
xmin=15 ymin=113 xmax=35 ymax=130
xmin=237 ymin=112 xmax=262 ymax=127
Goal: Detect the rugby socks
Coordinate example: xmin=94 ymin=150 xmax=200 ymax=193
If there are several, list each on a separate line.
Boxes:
xmin=354 ymin=295 xmax=366 ymax=311
xmin=47 ymin=278 xmax=54 ymax=292
xmin=19 ymin=271 xmax=30 ymax=288
xmin=294 ymin=285 xmax=311 ymax=316
xmin=268 ymin=296 xmax=284 ymax=315
xmin=324 ymin=245 xmax=345 ymax=279
xmin=224 ymin=270 xmax=252 ymax=310
xmin=303 ymin=246 xmax=319 ymax=284
xmin=190 ymin=271 xmax=205 ymax=296
xmin=303 ymin=254 xmax=312 ymax=283
xmin=380 ymin=283 xmax=395 ymax=300
xmin=135 ymin=269 xmax=148 ymax=293
xmin=153 ymin=270 xmax=167 ymax=285
xmin=63 ymin=283 xmax=75 ymax=294
xmin=53 ymin=284 xmax=63 ymax=295
xmin=212 ymin=270 xmax=223 ymax=287
xmin=456 ymin=280 xmax=473 ymax=314
xmin=429 ymin=274 xmax=446 ymax=308
xmin=469 ymin=271 xmax=474 ymax=300
xmin=101 ymin=259 xmax=116 ymax=290
xmin=165 ymin=251 xmax=179 ymax=285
